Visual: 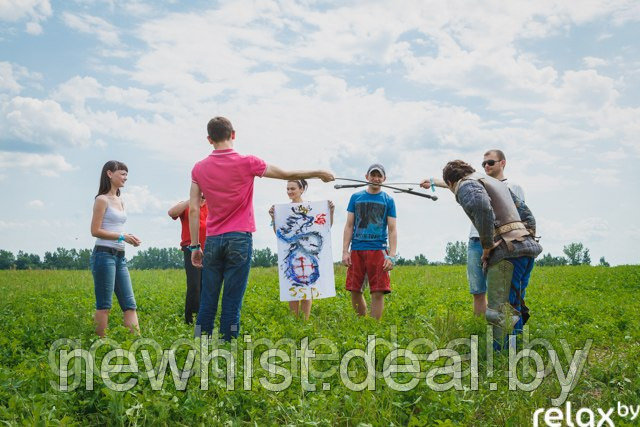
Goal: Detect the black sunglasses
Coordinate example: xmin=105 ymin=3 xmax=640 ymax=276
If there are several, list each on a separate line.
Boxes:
xmin=482 ymin=159 xmax=500 ymax=167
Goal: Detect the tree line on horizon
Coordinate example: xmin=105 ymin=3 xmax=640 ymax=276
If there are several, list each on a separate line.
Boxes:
xmin=0 ymin=241 xmax=610 ymax=270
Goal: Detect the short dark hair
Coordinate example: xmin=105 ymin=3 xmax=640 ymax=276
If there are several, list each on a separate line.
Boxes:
xmin=442 ymin=160 xmax=475 ymax=186
xmin=207 ymin=117 xmax=234 ymax=142
xmin=484 ymin=149 xmax=505 ymax=161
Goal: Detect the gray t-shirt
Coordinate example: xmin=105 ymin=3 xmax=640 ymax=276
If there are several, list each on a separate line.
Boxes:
xmin=468 ymin=179 xmax=524 ymax=238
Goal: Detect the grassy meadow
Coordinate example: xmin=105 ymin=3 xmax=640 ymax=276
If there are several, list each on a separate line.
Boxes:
xmin=0 ymin=265 xmax=639 ymax=425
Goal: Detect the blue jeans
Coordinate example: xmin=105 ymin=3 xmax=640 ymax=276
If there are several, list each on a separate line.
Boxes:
xmin=508 ymin=256 xmax=535 ymax=334
xmin=90 ymin=248 xmax=137 ymax=311
xmin=196 ymin=232 xmax=252 ymax=341
xmin=493 ymin=255 xmax=535 ymax=351
xmin=467 ymin=238 xmax=487 ymax=294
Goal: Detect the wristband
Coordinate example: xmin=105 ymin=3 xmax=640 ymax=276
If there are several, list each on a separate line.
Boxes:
xmin=117 ymin=232 xmax=125 ymax=243
xmin=384 ymin=254 xmax=397 ymax=264
xmin=430 ymin=177 xmax=435 ymax=192
xmin=188 ymin=244 xmax=201 ymax=252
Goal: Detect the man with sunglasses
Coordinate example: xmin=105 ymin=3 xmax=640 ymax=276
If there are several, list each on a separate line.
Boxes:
xmin=421 ymin=149 xmax=525 ymax=316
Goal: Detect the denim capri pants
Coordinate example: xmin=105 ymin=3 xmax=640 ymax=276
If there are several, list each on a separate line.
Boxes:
xmin=90 ymin=247 xmax=137 ymax=311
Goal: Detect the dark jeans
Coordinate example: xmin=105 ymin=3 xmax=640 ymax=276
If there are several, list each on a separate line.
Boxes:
xmin=195 ymin=232 xmax=252 ymax=341
xmin=495 ymin=256 xmax=535 ymax=351
xmin=182 ymin=247 xmax=202 ymax=324
xmin=508 ymin=256 xmax=535 ymax=334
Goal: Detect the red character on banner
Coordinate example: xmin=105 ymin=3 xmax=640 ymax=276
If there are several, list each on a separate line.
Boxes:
xmin=314 ymin=213 xmax=327 ymax=225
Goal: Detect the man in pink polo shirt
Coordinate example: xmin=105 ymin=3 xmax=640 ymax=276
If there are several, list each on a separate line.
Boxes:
xmin=188 ymin=116 xmax=334 ymax=340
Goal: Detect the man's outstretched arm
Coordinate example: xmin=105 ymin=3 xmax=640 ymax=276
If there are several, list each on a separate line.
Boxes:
xmin=420 ymin=176 xmax=448 ymax=190
xmin=263 ymin=164 xmax=334 ymax=182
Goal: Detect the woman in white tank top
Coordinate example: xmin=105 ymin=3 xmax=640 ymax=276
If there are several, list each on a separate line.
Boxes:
xmin=90 ymin=160 xmax=142 ymax=337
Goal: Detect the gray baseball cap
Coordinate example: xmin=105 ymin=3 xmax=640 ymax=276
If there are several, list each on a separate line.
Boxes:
xmin=366 ymin=163 xmax=386 ymax=177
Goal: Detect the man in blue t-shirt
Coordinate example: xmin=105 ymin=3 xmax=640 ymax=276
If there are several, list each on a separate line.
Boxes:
xmin=342 ymin=163 xmax=397 ymax=319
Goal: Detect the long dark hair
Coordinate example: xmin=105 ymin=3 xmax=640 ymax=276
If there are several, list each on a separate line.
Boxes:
xmin=96 ymin=160 xmax=128 ymax=198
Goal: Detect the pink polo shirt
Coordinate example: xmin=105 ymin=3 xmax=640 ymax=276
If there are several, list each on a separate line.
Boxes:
xmin=191 ymin=149 xmax=267 ymax=236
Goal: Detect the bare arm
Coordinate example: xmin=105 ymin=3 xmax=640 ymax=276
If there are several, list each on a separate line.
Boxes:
xmin=268 ymin=205 xmax=276 ymax=233
xmin=91 ymin=196 xmax=113 ymax=239
xmin=420 ymin=177 xmax=447 ymax=189
xmin=168 ymin=200 xmax=189 ymax=219
xmin=342 ymin=212 xmax=355 ymax=266
xmin=383 ymin=217 xmax=398 ymax=271
xmin=189 ymin=182 xmax=203 ymax=267
xmin=387 ymin=217 xmax=397 ymax=258
xmin=329 ymin=201 xmax=335 ymax=226
xmin=263 ymin=164 xmax=334 ymax=182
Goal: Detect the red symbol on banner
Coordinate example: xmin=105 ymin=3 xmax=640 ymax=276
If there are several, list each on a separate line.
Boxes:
xmin=294 ymin=256 xmax=316 ymax=281
xmin=314 ymin=213 xmax=327 ymax=225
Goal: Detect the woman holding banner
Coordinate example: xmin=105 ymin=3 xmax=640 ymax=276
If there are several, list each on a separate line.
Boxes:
xmin=269 ymin=179 xmax=334 ymax=319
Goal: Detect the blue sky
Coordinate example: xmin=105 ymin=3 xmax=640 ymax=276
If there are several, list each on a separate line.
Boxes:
xmin=1 ymin=0 xmax=639 ymax=265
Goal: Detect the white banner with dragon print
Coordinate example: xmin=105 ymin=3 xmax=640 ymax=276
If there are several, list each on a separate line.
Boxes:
xmin=274 ymin=201 xmax=335 ymax=301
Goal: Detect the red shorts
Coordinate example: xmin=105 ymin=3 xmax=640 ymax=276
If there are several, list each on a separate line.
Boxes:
xmin=346 ymin=250 xmax=391 ymax=294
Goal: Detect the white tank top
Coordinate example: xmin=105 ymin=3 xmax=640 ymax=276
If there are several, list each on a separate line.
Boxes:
xmin=95 ymin=204 xmax=127 ymax=249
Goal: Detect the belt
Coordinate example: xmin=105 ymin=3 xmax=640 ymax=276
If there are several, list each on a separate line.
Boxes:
xmin=469 ymin=237 xmax=480 ymax=241
xmin=95 ymin=245 xmax=125 ymax=257
xmin=494 ymin=221 xmax=526 ymax=237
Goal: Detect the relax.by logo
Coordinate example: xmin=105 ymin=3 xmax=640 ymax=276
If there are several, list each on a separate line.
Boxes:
xmin=533 ymin=402 xmax=639 ymax=427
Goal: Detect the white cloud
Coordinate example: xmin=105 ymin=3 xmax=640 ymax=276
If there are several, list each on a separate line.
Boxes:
xmin=0 ymin=63 xmax=23 ymax=93
xmin=28 ymin=199 xmax=44 ymax=208
xmin=539 ymin=217 xmax=610 ymax=242
xmin=0 ymin=152 xmax=73 ymax=176
xmin=611 ymin=1 xmax=640 ymax=25
xmin=122 ymin=1 xmax=154 ymax=16
xmin=558 ymin=70 xmax=619 ymax=110
xmin=602 ymin=148 xmax=627 ymax=161
xmin=52 ymin=76 xmax=103 ymax=109
xmin=1 ymin=96 xmax=91 ymax=149
xmin=25 ymin=21 xmax=43 ymax=35
xmin=590 ymin=168 xmax=621 ymax=186
xmin=121 ymin=185 xmax=164 ymax=214
xmin=583 ymin=56 xmax=607 ymax=68
xmin=597 ymin=33 xmax=613 ymax=41
xmin=62 ymin=12 xmax=121 ymax=45
xmin=0 ymin=62 xmax=41 ymax=93
xmin=0 ymin=0 xmax=51 ymax=23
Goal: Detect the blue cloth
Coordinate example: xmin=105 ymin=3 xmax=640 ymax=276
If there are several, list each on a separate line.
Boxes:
xmin=347 ymin=190 xmax=396 ymax=250
xmin=493 ymin=255 xmax=535 ymax=351
xmin=508 ymin=256 xmax=535 ymax=334
xmin=196 ymin=232 xmax=252 ymax=341
xmin=467 ymin=238 xmax=487 ymax=294
xmin=91 ymin=249 xmax=137 ymax=311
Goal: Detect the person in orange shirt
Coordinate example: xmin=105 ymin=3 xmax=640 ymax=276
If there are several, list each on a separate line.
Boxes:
xmin=168 ymin=196 xmax=208 ymax=324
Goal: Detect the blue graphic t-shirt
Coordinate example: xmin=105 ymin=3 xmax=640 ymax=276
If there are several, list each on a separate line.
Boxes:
xmin=347 ymin=190 xmax=396 ymax=250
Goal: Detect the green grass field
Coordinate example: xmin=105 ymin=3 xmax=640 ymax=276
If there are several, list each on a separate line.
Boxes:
xmin=1 ymin=266 xmax=639 ymax=426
